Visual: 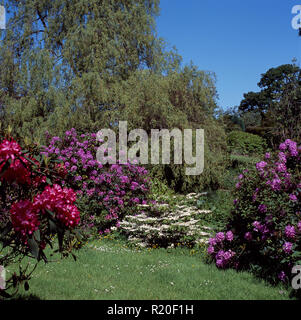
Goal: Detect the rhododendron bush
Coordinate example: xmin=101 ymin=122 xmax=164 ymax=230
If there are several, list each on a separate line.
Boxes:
xmin=0 ymin=137 xmax=81 ymax=297
xmin=41 ymin=128 xmax=151 ymax=236
xmin=208 ymin=139 xmax=301 ymax=286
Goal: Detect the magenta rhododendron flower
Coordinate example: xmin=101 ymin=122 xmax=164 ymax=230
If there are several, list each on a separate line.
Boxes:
xmin=0 ymin=158 xmax=31 ymax=184
xmin=0 ymin=139 xmax=21 ymax=161
xmin=285 ymin=225 xmax=296 ymax=239
xmin=252 ymin=221 xmax=262 ymax=232
xmin=276 ymin=162 xmax=286 ymax=173
xmin=10 ymin=200 xmax=40 ymax=239
xmin=278 ymin=271 xmax=286 ymax=282
xmin=258 ymin=204 xmax=267 ymax=213
xmin=278 ymin=152 xmax=287 ymax=163
xmin=279 ymin=142 xmax=286 ymax=151
xmin=0 ymin=139 xmax=34 ymax=185
xmin=209 ymin=237 xmax=217 ymax=246
xmin=256 ymin=161 xmax=267 ymax=172
xmin=289 ymin=194 xmax=297 ymax=202
xmin=283 ymin=242 xmax=293 ymax=254
xmin=267 ymin=177 xmax=282 ymax=191
xmin=214 ymin=250 xmax=236 ymax=269
xmin=215 ymin=232 xmax=225 ymax=243
xmin=207 ymin=246 xmax=215 ymax=255
xmin=34 ymin=184 xmax=80 ymax=228
xmin=216 ymin=259 xmax=224 ymax=268
xmin=244 ymin=232 xmax=252 ymax=241
xmin=226 ymin=231 xmax=234 ymax=241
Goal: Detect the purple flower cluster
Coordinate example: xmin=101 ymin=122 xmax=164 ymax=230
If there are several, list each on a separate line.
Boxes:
xmin=207 ymin=231 xmax=236 ymax=269
xmin=256 ymin=161 xmax=267 ymax=174
xmin=42 ymin=129 xmax=151 ymax=234
xmin=215 ymin=250 xmax=236 ymax=268
xmin=258 ymin=204 xmax=267 ymax=213
xmin=283 ymin=242 xmax=293 ymax=254
xmin=284 ymin=225 xmax=296 ymax=240
xmin=279 ymin=139 xmax=298 ymax=157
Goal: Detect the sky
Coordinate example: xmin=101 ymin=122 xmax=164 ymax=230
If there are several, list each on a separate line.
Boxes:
xmin=156 ymin=0 xmax=301 ymax=111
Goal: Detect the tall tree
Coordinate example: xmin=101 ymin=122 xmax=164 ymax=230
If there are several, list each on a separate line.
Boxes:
xmin=0 ymin=0 xmax=161 ymax=139
xmin=238 ymin=63 xmax=301 ymax=146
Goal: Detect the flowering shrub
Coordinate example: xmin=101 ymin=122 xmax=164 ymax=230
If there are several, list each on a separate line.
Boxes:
xmin=42 ymin=129 xmax=151 ymax=235
xmin=119 ymin=198 xmax=213 ymax=249
xmin=0 ymin=137 xmax=81 ymax=297
xmin=208 ymin=139 xmax=301 ymax=286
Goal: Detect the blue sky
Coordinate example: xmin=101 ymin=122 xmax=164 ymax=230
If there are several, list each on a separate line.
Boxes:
xmin=156 ymin=0 xmax=301 ymax=111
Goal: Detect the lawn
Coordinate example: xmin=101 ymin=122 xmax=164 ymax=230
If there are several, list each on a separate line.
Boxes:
xmin=7 ymin=236 xmax=291 ymax=300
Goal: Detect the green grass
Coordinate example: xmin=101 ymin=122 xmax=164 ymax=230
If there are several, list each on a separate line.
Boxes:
xmin=7 ymin=237 xmax=291 ymax=300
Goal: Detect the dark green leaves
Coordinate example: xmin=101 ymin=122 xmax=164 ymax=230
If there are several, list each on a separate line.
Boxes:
xmin=27 ymin=237 xmax=39 ymax=260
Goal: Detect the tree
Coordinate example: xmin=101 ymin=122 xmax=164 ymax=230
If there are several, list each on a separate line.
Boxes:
xmin=239 ymin=64 xmax=301 ymax=118
xmin=238 ymin=63 xmax=301 ymax=147
xmin=0 ymin=0 xmax=161 ymax=140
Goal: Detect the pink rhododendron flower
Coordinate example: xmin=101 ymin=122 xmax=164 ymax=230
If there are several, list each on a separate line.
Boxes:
xmin=10 ymin=200 xmax=40 ymax=239
xmin=34 ymin=184 xmax=80 ymax=228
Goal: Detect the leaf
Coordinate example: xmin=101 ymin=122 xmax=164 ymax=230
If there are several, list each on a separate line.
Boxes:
xmin=27 ymin=238 xmax=40 ymax=260
xmin=33 ymin=229 xmax=40 ymax=242
xmin=21 ymin=155 xmax=38 ymax=166
xmin=49 ymin=220 xmax=57 ymax=233
xmin=0 ymin=159 xmax=11 ymax=177
xmin=57 ymin=228 xmax=65 ymax=250
xmin=46 ymin=177 xmax=53 ymax=185
xmin=292 ymin=252 xmax=301 ymax=258
xmin=74 ymin=229 xmax=82 ymax=241
xmin=52 ymin=159 xmax=62 ymax=163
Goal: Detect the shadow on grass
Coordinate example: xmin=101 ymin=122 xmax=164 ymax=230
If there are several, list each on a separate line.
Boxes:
xmin=12 ymin=293 xmax=41 ymax=300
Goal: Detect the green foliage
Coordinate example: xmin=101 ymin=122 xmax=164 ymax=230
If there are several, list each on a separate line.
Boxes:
xmin=227 ymin=130 xmax=267 ymax=156
xmin=149 ymin=177 xmax=175 ymax=198
xmin=0 ymin=0 xmax=162 ymax=141
xmin=147 ymin=118 xmax=228 ymax=193
xmin=222 ymin=107 xmax=245 ymax=133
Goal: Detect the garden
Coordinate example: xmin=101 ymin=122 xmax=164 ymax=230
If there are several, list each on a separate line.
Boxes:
xmin=1 ymin=0 xmax=301 ymax=301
